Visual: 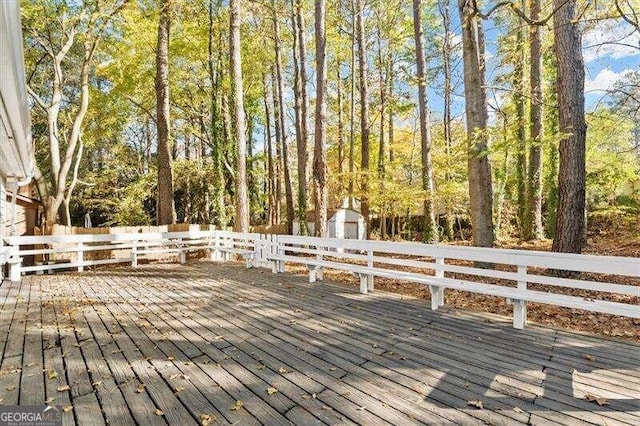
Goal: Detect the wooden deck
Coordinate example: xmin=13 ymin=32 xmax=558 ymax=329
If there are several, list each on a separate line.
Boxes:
xmin=1 ymin=260 xmax=638 ymax=425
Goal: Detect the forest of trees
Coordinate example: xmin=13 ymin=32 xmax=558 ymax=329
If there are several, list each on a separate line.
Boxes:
xmin=21 ymin=0 xmax=640 ymax=254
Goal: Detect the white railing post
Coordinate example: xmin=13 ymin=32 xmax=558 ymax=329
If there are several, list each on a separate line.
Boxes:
xmin=8 ymin=245 xmax=21 ymax=282
xmin=77 ymin=241 xmax=84 ymax=272
xmin=513 ymin=265 xmax=528 ymax=329
xmin=210 ymin=233 xmax=221 ymax=261
xmin=178 ymin=237 xmax=186 ymax=264
xmin=435 ymin=257 xmax=445 ymax=307
xmin=366 ymin=249 xmax=374 ymax=292
xmin=278 ymin=236 xmax=285 ymax=273
xmin=131 ymin=240 xmax=138 ymax=267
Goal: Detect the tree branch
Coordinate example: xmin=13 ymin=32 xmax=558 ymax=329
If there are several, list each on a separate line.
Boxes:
xmin=26 ymin=85 xmax=49 ymax=110
xmin=474 ymin=0 xmax=572 ymax=26
xmin=615 ymin=0 xmax=640 ymax=32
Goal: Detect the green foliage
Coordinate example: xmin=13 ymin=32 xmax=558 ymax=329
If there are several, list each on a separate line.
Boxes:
xmin=586 ymin=110 xmax=640 ymax=209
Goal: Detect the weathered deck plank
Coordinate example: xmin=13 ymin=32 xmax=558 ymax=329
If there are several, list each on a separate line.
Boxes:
xmin=1 ymin=260 xmax=638 ymax=426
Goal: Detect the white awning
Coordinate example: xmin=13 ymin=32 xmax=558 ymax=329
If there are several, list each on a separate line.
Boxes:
xmin=0 ymin=1 xmax=34 ymax=182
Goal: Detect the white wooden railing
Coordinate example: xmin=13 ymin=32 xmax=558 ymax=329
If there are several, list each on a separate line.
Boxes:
xmin=2 ymin=231 xmax=639 ymax=329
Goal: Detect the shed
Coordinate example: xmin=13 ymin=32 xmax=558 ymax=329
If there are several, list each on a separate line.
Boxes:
xmin=292 ymin=207 xmax=366 ymax=240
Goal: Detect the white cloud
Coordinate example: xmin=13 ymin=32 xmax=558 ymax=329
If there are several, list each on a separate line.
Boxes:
xmin=582 ymin=21 xmax=640 ymax=63
xmin=584 ymin=68 xmax=631 ymax=93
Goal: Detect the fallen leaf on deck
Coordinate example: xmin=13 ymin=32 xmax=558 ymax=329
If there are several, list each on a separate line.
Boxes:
xmin=513 ymin=407 xmax=524 ymax=413
xmin=278 ymin=367 xmax=289 ymax=374
xmin=467 ymin=400 xmax=483 ymax=409
xmin=257 ymin=364 xmax=265 ymax=370
xmin=321 ymin=405 xmax=332 ymax=410
xmin=214 ymin=336 xmax=224 ymax=340
xmin=45 ymin=397 xmax=56 ymax=403
xmin=63 ymin=405 xmax=73 ymax=413
xmin=167 ymin=356 xmax=176 ymax=361
xmin=57 ymin=385 xmax=71 ymax=392
xmin=174 ymin=386 xmax=185 ymax=393
xmin=329 ymin=367 xmax=337 ymax=371
xmin=155 ymin=409 xmax=164 ymax=416
xmin=5 ymin=386 xmax=16 ymax=391
xmin=48 ymin=370 xmax=59 ymax=380
xmin=136 ymin=383 xmax=146 ymax=393
xmin=230 ymin=400 xmax=243 ymax=411
xmin=356 ymin=406 xmax=366 ymax=411
xmin=267 ymin=387 xmax=278 ymax=395
xmin=92 ymin=381 xmax=103 ymax=387
xmin=585 ymin=394 xmax=609 ymax=406
xmin=584 ymin=354 xmax=595 ymax=362
xmin=200 ymin=413 xmax=216 ymax=425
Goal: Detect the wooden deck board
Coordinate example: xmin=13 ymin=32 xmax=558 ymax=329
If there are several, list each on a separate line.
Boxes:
xmin=1 ymin=260 xmax=638 ymax=425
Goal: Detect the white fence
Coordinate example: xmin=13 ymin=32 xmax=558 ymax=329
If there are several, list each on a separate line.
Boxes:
xmin=3 ymin=231 xmax=639 ymax=329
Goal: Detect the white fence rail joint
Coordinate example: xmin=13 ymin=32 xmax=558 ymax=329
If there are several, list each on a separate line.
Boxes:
xmin=3 ymin=231 xmax=639 ymax=329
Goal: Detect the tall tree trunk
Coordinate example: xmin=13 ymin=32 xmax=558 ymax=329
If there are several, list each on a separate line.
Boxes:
xmin=271 ymin=70 xmax=283 ymax=225
xmin=356 ymin=0 xmax=370 ymax=237
xmin=348 ymin=0 xmax=356 ymax=208
xmin=514 ymin=10 xmax=527 ymax=237
xmin=376 ymin=9 xmax=387 ymax=240
xmin=272 ymin=3 xmax=295 ymax=232
xmin=413 ymin=0 xmax=438 ymax=243
xmin=337 ymin=68 xmax=345 ymax=175
xmin=552 ymin=0 xmax=586 ymax=254
xmin=292 ymin=0 xmax=310 ymax=233
xmin=155 ymin=0 xmax=176 ymax=225
xmin=208 ymin=0 xmax=226 ymax=228
xmin=459 ymin=0 xmax=494 ymax=248
xmin=229 ymin=0 xmax=250 ymax=232
xmin=313 ymin=0 xmax=328 ymax=237
xmin=439 ymin=0 xmax=455 ymax=240
xmin=388 ymin=67 xmax=394 ymax=163
xmin=264 ymin=74 xmax=276 ymax=226
xmin=525 ymin=0 xmax=544 ymax=240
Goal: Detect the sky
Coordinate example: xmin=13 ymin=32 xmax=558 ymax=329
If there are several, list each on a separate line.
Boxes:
xmin=581 ymin=19 xmax=640 ymax=108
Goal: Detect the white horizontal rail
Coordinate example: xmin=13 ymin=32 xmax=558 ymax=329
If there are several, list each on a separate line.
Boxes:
xmin=3 ymin=230 xmax=638 ymax=328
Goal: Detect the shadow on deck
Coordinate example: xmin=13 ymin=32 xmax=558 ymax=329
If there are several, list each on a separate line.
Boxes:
xmin=1 ymin=260 xmax=638 ymax=425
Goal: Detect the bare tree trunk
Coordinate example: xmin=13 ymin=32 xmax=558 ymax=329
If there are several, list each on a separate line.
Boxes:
xmin=208 ymin=0 xmax=227 ymax=228
xmin=356 ymin=0 xmax=370 ymax=237
xmin=514 ymin=10 xmax=527 ymax=237
xmin=348 ymin=0 xmax=356 ymax=208
xmin=272 ymin=3 xmax=295 ymax=232
xmin=525 ymin=0 xmax=544 ymax=240
xmin=459 ymin=0 xmax=494 ymax=248
xmin=292 ymin=0 xmax=310 ymax=233
xmin=552 ymin=0 xmax=586 ymax=254
xmin=337 ymin=68 xmax=345 ymax=175
xmin=230 ymin=0 xmax=250 ymax=232
xmin=376 ymin=8 xmax=387 ymax=240
xmin=413 ymin=0 xmax=438 ymax=243
xmin=156 ymin=0 xmax=177 ymax=225
xmin=270 ymin=70 xmax=283 ymax=225
xmin=313 ymin=0 xmax=328 ymax=237
xmin=264 ymin=74 xmax=276 ymax=226
xmin=439 ymin=0 xmax=455 ymax=240
xmin=63 ymin=136 xmax=85 ymax=226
